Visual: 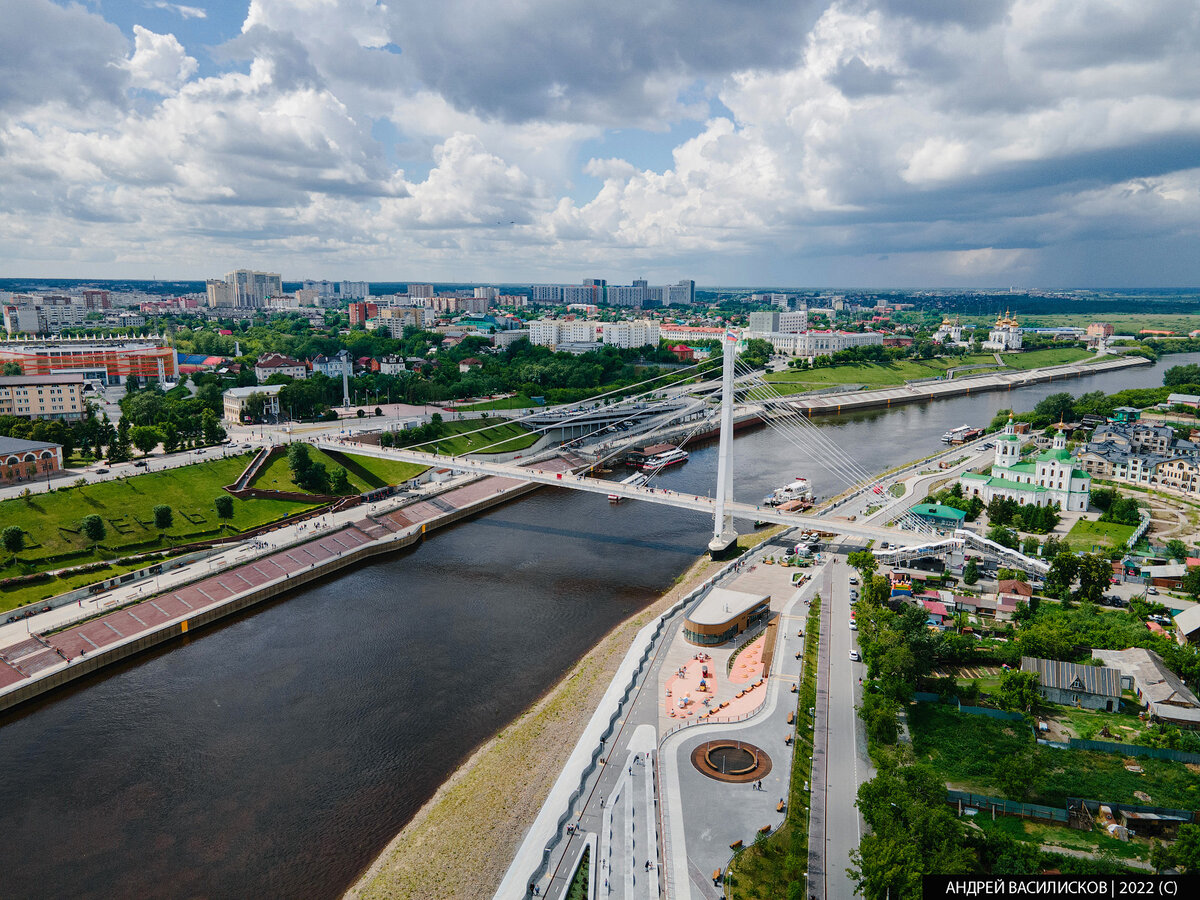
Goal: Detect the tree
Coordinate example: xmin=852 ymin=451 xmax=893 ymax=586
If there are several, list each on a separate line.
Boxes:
xmin=963 ymin=558 xmax=979 ymax=585
xmin=108 ymin=419 xmax=132 ymax=463
xmin=215 ymin=495 xmax=234 ymax=519
xmin=1075 ymin=552 xmax=1113 ymax=604
xmin=1166 ymin=539 xmax=1189 ymax=562
xmin=987 ymin=525 xmax=1018 ymax=550
xmin=1045 ymin=551 xmax=1079 ymax=599
xmin=329 ymin=467 xmax=350 ymax=493
xmin=848 ymin=549 xmax=878 ymax=580
xmin=2 ymin=525 xmax=24 ymax=553
xmin=1033 ymin=392 xmax=1075 ymax=424
xmin=1164 ymin=364 xmax=1200 ymax=386
xmin=153 ymin=505 xmax=173 ymax=530
xmin=995 ymin=750 xmax=1037 ymax=800
xmin=1 ymin=361 xmax=22 ymax=376
xmin=130 ymin=425 xmax=162 ymax=457
xmin=997 ymin=669 xmax=1041 ymax=713
xmin=201 ymin=408 xmax=224 ymax=444
xmin=1183 ymin=567 xmax=1200 ymax=601
xmin=80 ymin=514 xmax=105 ymax=542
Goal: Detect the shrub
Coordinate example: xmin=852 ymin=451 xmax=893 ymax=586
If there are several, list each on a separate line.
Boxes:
xmin=153 ymin=505 xmax=173 ymax=529
xmin=80 ymin=514 xmax=105 ymax=542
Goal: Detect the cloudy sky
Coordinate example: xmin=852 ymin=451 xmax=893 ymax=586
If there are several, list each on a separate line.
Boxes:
xmin=2 ymin=1 xmax=1198 ymax=287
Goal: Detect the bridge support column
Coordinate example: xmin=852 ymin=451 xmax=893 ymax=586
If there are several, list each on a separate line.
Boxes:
xmin=709 ymin=332 xmax=739 ymax=558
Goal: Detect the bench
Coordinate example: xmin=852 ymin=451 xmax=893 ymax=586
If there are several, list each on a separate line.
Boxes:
xmin=787 ymin=711 xmax=795 ymax=725
xmin=784 ymin=733 xmax=793 ymax=745
xmin=758 ymin=824 xmax=771 ymax=835
xmin=777 ymin=800 xmax=786 ymax=813
xmin=729 ymin=839 xmax=743 ymax=850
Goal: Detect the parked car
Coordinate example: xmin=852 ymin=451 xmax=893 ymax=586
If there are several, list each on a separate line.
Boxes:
xmin=849 ymin=650 xmax=861 ymax=661
xmin=1149 ymin=614 xmax=1172 ymax=626
xmin=1148 ymin=586 xmax=1159 ymax=595
xmin=849 ymin=576 xmax=858 ymax=585
xmin=849 ymin=620 xmax=858 ymax=631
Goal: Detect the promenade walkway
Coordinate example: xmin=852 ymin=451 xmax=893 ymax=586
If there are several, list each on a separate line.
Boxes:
xmin=0 ymin=453 xmax=584 ymax=706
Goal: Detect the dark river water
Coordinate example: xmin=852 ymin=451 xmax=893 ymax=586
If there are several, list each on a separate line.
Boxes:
xmin=0 ymin=354 xmax=1191 ymax=900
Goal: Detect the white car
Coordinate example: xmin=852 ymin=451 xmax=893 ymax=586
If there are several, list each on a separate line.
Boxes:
xmin=849 ymin=576 xmax=858 ymax=585
xmin=849 ymin=620 xmax=858 ymax=630
xmin=849 ymin=650 xmax=861 ymax=662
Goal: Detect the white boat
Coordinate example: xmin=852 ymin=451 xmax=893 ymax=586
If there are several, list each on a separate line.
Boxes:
xmin=638 ymin=448 xmax=689 ymax=471
xmin=942 ymin=424 xmax=971 ymax=443
xmin=763 ymin=477 xmax=813 ymax=507
xmin=609 ymin=472 xmax=648 ymax=501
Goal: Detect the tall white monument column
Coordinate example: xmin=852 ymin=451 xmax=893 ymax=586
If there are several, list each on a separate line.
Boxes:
xmin=708 ymin=331 xmax=739 ymax=556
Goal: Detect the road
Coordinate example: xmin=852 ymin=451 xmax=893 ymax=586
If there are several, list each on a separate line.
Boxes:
xmin=822 ymin=554 xmax=871 ymax=898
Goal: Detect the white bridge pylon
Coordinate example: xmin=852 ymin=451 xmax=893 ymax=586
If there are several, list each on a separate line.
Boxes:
xmin=708 ymin=330 xmax=739 ymax=555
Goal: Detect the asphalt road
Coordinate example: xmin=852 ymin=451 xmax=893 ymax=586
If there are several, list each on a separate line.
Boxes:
xmin=823 ymin=556 xmax=871 ymax=899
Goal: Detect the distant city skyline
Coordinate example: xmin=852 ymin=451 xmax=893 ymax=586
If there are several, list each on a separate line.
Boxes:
xmin=2 ymin=1 xmax=1199 ymax=288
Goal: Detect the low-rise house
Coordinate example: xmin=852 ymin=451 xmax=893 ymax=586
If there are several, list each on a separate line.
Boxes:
xmin=1174 ymin=605 xmax=1200 ymax=646
xmin=254 ymin=352 xmax=307 ymax=381
xmin=1020 ymin=656 xmax=1122 ymax=711
xmin=378 ymin=355 xmax=406 ymax=375
xmin=921 ymin=599 xmax=951 ymax=629
xmin=1092 ymin=648 xmax=1200 ymax=729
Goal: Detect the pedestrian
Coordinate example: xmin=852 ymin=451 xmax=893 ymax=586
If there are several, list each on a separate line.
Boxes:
xmin=628 ymin=765 xmax=632 ymax=775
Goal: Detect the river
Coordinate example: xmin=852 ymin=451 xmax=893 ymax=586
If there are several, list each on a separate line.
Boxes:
xmin=0 ymin=353 xmax=1191 ymax=900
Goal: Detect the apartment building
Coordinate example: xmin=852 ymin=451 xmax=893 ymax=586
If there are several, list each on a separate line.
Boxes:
xmin=0 ymin=373 xmax=87 ymax=421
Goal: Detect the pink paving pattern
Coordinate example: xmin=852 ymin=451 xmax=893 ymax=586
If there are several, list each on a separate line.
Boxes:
xmin=728 ymin=634 xmax=767 ymax=685
xmin=663 ymin=653 xmax=718 ymax=721
xmin=697 ymin=678 xmax=769 ymax=721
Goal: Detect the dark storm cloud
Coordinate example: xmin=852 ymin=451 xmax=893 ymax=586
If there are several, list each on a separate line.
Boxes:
xmin=0 ymin=0 xmax=130 ymax=112
xmin=384 ymin=0 xmax=827 ymax=124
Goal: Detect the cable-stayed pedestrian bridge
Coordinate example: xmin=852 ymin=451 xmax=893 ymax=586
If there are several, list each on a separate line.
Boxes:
xmin=316 ymin=439 xmax=919 ymax=547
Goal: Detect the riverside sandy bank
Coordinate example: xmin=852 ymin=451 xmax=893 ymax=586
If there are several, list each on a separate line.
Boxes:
xmin=343 ymin=529 xmax=783 ymax=900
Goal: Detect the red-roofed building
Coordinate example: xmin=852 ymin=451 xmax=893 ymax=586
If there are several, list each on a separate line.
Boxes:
xmin=668 ymin=344 xmax=695 ymax=362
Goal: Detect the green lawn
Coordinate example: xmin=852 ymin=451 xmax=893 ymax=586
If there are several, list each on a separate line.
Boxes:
xmin=910 ymin=704 xmax=1200 ymax=809
xmin=453 ymin=394 xmax=538 ymax=411
xmin=763 ymin=356 xmax=995 ymax=393
xmin=0 ymin=553 xmax=192 ymax=613
xmin=760 ymin=348 xmax=1098 ymax=395
xmin=1066 ymin=518 xmax=1136 ymax=551
xmin=416 ymin=420 xmax=541 ymax=456
xmin=249 ymin=449 xmax=428 ymax=495
xmin=1000 ymin=347 xmax=1094 ymax=369
xmin=0 ymin=453 xmax=317 ymax=565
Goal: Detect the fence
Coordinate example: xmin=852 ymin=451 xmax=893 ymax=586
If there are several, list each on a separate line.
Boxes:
xmin=912 ymin=693 xmax=1025 ymax=721
xmin=1068 ymin=798 xmax=1197 ymax=824
xmin=946 ymin=790 xmax=1068 ymax=824
xmin=1068 ymin=738 xmax=1200 ymax=765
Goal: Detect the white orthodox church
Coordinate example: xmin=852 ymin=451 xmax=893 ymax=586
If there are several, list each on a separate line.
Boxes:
xmin=932 ymin=315 xmax=965 ymax=345
xmin=983 ymin=311 xmax=1023 ymax=351
xmin=959 ymin=417 xmax=1091 ymax=511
